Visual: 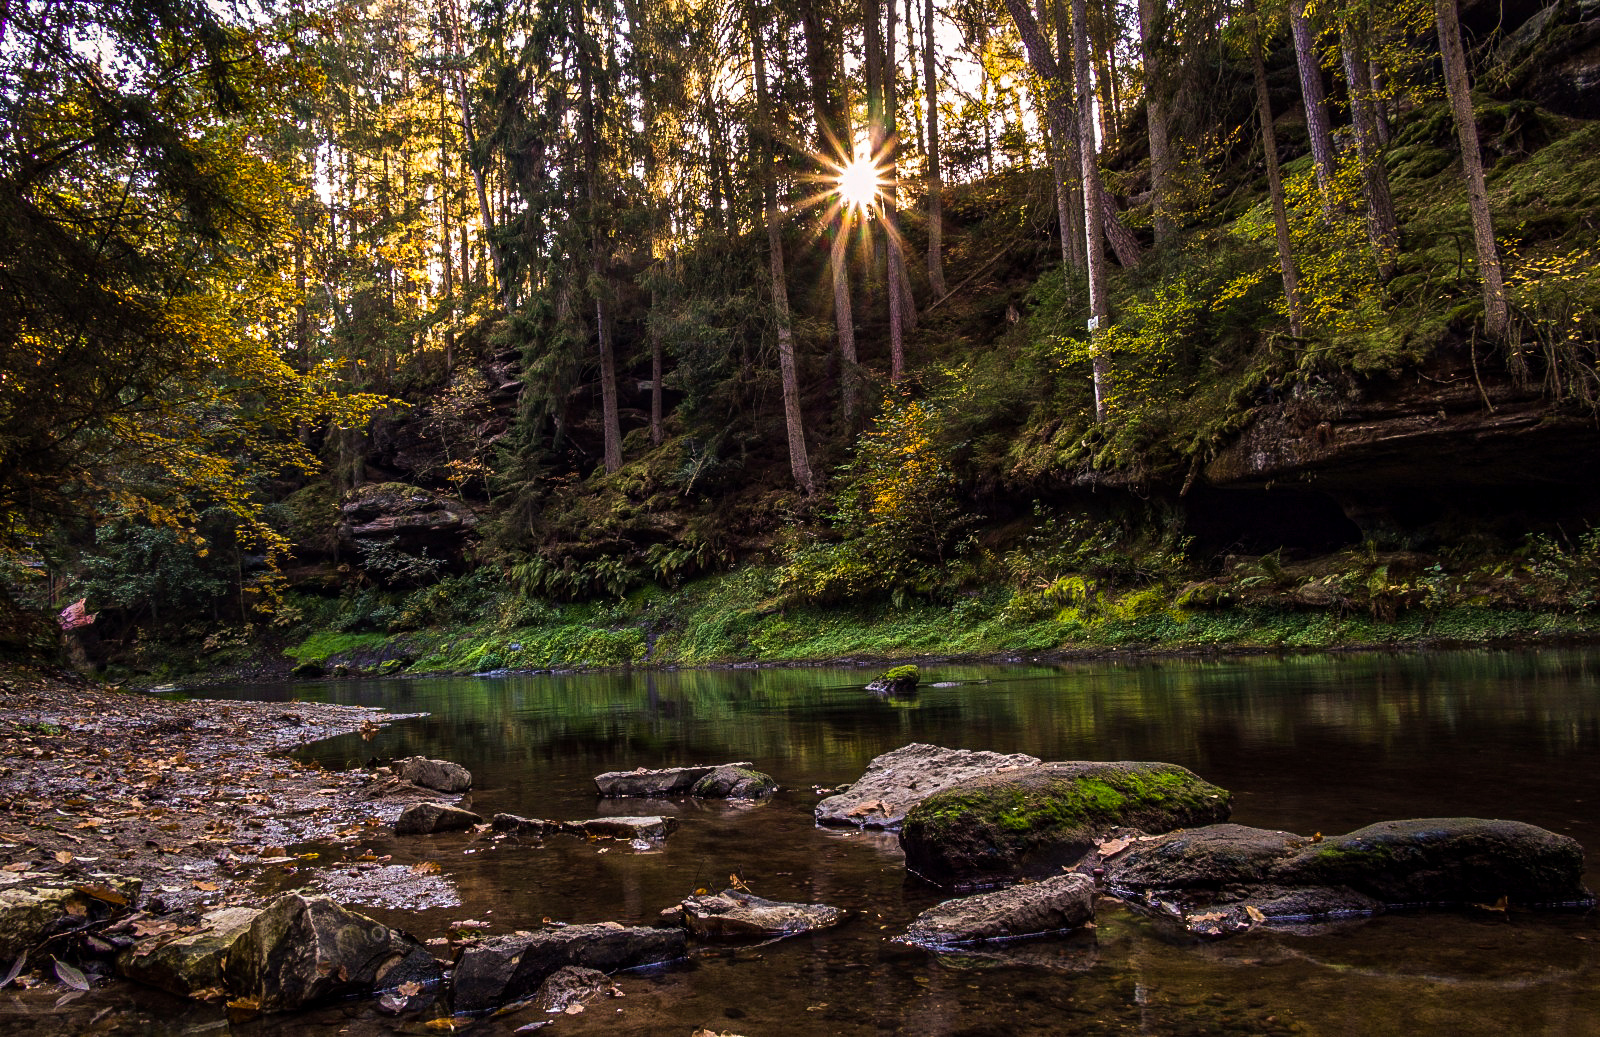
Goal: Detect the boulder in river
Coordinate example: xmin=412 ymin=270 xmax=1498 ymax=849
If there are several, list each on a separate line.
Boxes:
xmin=1104 ymin=819 xmax=1593 ymax=937
xmin=899 ymin=761 xmax=1232 ymax=887
xmin=0 ymin=876 xmax=141 ymax=961
xmin=594 ymin=762 xmax=756 ymax=797
xmin=815 ymin=744 xmax=1042 ymax=830
xmin=221 ymin=894 xmax=443 ymax=1013
xmin=117 ymin=906 xmax=261 ymax=999
xmin=532 ymin=965 xmax=621 ymax=1013
xmin=667 ymin=889 xmax=843 ymax=939
xmin=564 ymin=816 xmax=679 ymax=841
xmin=900 ymin=873 xmax=1096 ymax=948
xmin=690 ymin=765 xmax=777 ymax=799
xmin=452 ymin=923 xmax=687 ymax=1012
xmin=491 ymin=813 xmax=561 ymax=837
xmin=865 ymin=665 xmax=920 ymax=695
xmin=394 ymin=756 xmax=473 ymax=793
xmin=395 ymin=801 xmax=483 ymax=834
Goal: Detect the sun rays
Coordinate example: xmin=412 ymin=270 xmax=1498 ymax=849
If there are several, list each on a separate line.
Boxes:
xmin=834 ymin=153 xmax=886 ymax=212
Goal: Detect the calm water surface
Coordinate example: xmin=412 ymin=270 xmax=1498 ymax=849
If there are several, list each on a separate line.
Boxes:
xmin=139 ymin=652 xmax=1600 ymax=1032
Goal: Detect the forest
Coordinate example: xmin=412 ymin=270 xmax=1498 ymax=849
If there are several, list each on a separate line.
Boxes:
xmin=3 ymin=0 xmax=1600 ymax=675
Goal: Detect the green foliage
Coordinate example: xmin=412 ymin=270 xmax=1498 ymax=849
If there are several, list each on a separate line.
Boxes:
xmin=355 ymin=538 xmax=448 ymax=589
xmin=508 ymin=554 xmax=641 ymax=602
xmin=778 ymin=397 xmax=972 ymax=605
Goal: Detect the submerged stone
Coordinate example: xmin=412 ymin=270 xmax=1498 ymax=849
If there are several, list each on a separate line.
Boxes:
xmin=395 ymin=801 xmax=483 ymax=835
xmin=452 ymin=923 xmax=687 ymax=1012
xmin=815 ymin=744 xmax=1042 ymax=830
xmin=594 ymin=763 xmax=755 ymax=797
xmin=564 ymin=816 xmax=679 ymax=841
xmin=670 ymin=889 xmax=843 ymax=939
xmin=900 ymin=873 xmax=1096 ymax=947
xmin=690 ymin=766 xmax=777 ymax=799
xmin=899 ymin=761 xmax=1232 ymax=887
xmin=1105 ymin=818 xmax=1593 ymax=938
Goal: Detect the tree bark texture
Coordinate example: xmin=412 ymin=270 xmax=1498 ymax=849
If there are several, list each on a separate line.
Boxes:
xmin=1288 ymin=0 xmax=1338 ymax=202
xmin=923 ymin=0 xmax=947 ymax=296
xmin=1245 ymin=0 xmax=1306 ymax=337
xmin=753 ymin=6 xmax=816 ymax=494
xmin=1138 ymin=0 xmax=1176 ymax=243
xmin=1341 ymin=23 xmax=1399 ymax=279
xmin=1435 ymin=0 xmax=1508 ymax=337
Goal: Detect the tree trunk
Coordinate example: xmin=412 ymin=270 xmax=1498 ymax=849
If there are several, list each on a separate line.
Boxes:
xmin=1003 ymin=0 xmax=1092 ymax=273
xmin=753 ymin=5 xmax=816 ymax=494
xmin=1435 ymin=0 xmax=1508 ymax=337
xmin=1138 ymin=0 xmax=1176 ymax=243
xmin=650 ymin=289 xmax=663 ymax=446
xmin=886 ymin=0 xmax=916 ymax=334
xmin=884 ymin=0 xmax=909 ymax=371
xmin=1341 ymin=22 xmax=1399 ymax=280
xmin=1288 ymin=0 xmax=1338 ymax=202
xmin=923 ymin=0 xmax=947 ymax=296
xmin=442 ymin=0 xmax=507 ymax=310
xmin=581 ymin=46 xmax=622 ymax=474
xmin=1245 ymin=0 xmax=1306 ymax=337
xmin=1073 ymin=0 xmax=1111 ymax=420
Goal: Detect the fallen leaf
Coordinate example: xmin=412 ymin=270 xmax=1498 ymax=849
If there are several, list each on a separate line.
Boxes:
xmin=424 ymin=1019 xmax=455 ymax=1031
xmin=1245 ymin=905 xmax=1267 ymax=924
xmin=397 ymin=981 xmax=422 ymax=997
xmin=3 ymin=862 xmax=32 ymax=873
xmin=1097 ymin=837 xmax=1131 ymax=857
xmin=1 ymin=954 xmax=24 ymax=989
xmin=563 ymin=1003 xmax=585 ymax=1014
xmin=192 ymin=881 xmax=219 ymax=892
xmin=411 ymin=861 xmax=442 ymax=875
xmin=53 ymin=960 xmax=89 ymax=991
xmin=54 ymin=990 xmax=83 ymax=1008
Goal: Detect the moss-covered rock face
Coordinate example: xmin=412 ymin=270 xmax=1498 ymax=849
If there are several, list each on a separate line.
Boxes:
xmin=899 ymin=762 xmax=1232 ymax=887
xmin=1272 ymin=818 xmax=1591 ymax=906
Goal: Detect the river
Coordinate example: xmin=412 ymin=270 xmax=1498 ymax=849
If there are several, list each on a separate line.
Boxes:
xmin=145 ymin=651 xmax=1600 ymax=1032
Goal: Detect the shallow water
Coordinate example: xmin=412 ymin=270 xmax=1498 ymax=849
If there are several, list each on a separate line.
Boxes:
xmin=31 ymin=649 xmax=1600 ymax=1034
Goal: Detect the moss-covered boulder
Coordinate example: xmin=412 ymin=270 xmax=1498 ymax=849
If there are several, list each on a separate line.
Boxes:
xmin=899 ymin=762 xmax=1232 ymax=887
xmin=866 ymin=665 xmax=920 ymax=695
xmin=1271 ymin=818 xmax=1591 ymax=906
xmin=690 ymin=764 xmax=777 ymax=799
xmin=1103 ymin=818 xmax=1592 ymax=937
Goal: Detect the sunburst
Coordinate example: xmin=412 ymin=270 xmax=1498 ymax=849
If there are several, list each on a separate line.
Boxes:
xmin=834 ymin=153 xmax=885 ymax=212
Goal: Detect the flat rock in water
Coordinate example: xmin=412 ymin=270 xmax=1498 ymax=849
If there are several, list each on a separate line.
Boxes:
xmin=0 ymin=876 xmax=141 ymax=961
xmin=671 ymin=889 xmax=843 ymax=938
xmin=564 ymin=816 xmax=679 ymax=841
xmin=900 ymin=873 xmax=1096 ymax=947
xmin=814 ymin=744 xmax=1042 ymax=830
xmin=394 ymin=756 xmax=473 ymax=793
xmin=452 ymin=923 xmax=687 ymax=1012
xmin=594 ymin=763 xmax=755 ymax=797
xmin=689 ymin=766 xmax=777 ymax=799
xmin=117 ymin=906 xmax=261 ymax=998
xmin=1105 ymin=818 xmax=1593 ymax=937
xmin=492 ymin=813 xmax=562 ymax=836
xmin=899 ymin=761 xmax=1232 ymax=887
xmin=221 ymin=894 xmax=443 ymax=1013
xmin=395 ymin=801 xmax=483 ymax=835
